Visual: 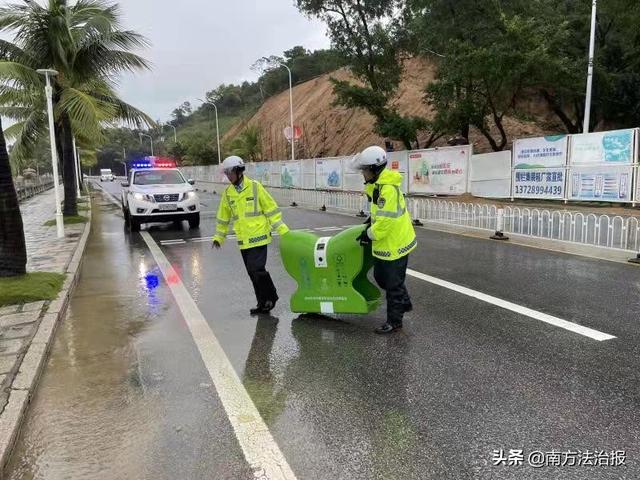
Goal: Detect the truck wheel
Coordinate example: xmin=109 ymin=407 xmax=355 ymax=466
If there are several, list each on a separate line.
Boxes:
xmin=188 ymin=213 xmax=200 ymax=230
xmin=129 ymin=216 xmax=141 ymax=233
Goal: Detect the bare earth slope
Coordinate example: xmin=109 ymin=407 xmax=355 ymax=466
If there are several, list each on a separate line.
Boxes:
xmin=225 ymin=57 xmax=561 ymax=160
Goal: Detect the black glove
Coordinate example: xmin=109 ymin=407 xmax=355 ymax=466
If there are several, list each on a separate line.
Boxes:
xmin=356 ymin=229 xmax=371 ymax=246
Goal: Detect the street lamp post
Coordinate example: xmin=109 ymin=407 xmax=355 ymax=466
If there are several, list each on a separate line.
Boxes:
xmin=72 ymin=136 xmax=81 ymax=198
xmin=198 ymin=99 xmax=222 ymax=164
xmin=139 ymin=133 xmax=154 ymax=156
xmin=583 ymin=0 xmax=597 ymax=133
xmin=279 ymin=63 xmax=295 ymax=161
xmin=36 ymin=68 xmax=64 ymax=238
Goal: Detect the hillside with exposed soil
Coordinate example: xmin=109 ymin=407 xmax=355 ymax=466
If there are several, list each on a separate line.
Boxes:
xmin=224 ymin=57 xmax=562 ymax=160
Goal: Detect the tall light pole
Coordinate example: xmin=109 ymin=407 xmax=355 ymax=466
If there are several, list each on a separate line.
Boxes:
xmin=139 ymin=133 xmax=154 ymax=156
xmin=37 ymin=69 xmax=64 ymax=238
xmin=583 ymin=0 xmax=597 ymax=133
xmin=121 ymin=147 xmax=127 ymax=177
xmin=72 ymin=136 xmax=81 ymax=198
xmin=164 ymin=123 xmax=177 ymax=143
xmin=198 ymin=99 xmax=221 ymax=164
xmin=279 ymin=63 xmax=295 ymax=161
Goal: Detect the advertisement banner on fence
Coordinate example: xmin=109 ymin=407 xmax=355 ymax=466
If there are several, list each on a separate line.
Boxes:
xmin=568 ymin=165 xmax=633 ymax=202
xmin=513 ymin=135 xmax=568 ymax=169
xmin=408 ymin=146 xmax=470 ymax=195
xmin=471 ymin=151 xmax=512 ymax=197
xmin=569 ymin=129 xmax=635 ymax=165
xmin=513 ymin=168 xmax=565 ymax=199
xmin=254 ymin=162 xmax=271 ymax=185
xmin=315 ymin=158 xmax=343 ymax=189
xmin=281 ymin=161 xmax=301 ymax=188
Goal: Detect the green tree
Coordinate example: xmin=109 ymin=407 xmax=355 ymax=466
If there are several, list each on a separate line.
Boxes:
xmin=229 ymin=125 xmax=262 ymax=162
xmin=538 ymin=0 xmax=640 ymax=132
xmin=296 ymin=0 xmax=432 ymax=149
xmin=0 ymin=0 xmax=152 ymax=216
xmin=0 ymin=114 xmax=26 ymax=276
xmin=423 ymin=8 xmax=561 ymax=150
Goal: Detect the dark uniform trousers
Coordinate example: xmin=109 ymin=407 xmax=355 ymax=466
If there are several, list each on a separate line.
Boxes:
xmin=241 ymin=245 xmax=278 ymax=306
xmin=373 ymin=254 xmax=411 ymax=326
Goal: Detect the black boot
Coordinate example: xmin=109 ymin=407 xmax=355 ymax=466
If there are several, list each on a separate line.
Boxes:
xmin=375 ymin=322 xmax=402 ymax=334
xmin=261 ymin=298 xmax=277 ymax=313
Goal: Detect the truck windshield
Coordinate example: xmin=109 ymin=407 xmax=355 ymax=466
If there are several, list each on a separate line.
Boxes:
xmin=133 ymin=170 xmax=185 ymax=185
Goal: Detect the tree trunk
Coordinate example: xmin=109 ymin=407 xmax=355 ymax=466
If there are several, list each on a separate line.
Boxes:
xmin=0 ymin=116 xmax=27 ymax=277
xmin=540 ymin=89 xmax=581 ymax=133
xmin=59 ymin=113 xmax=77 ymax=216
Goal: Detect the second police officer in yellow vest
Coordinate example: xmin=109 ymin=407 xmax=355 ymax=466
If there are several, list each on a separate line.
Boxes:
xmin=212 ymin=156 xmax=289 ymax=315
xmin=353 ymin=146 xmax=417 ymax=334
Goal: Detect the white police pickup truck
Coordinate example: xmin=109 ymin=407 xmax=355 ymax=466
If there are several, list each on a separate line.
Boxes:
xmin=120 ymin=158 xmax=200 ymax=232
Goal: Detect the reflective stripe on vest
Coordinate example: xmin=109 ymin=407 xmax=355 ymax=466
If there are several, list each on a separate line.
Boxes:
xmin=374 ymin=186 xmax=406 ymax=218
xmin=398 ymin=238 xmax=417 ymax=255
xmin=249 ymin=234 xmax=268 ymax=244
xmin=244 ymin=182 xmax=262 ymax=217
xmin=374 ymin=238 xmax=416 ymax=259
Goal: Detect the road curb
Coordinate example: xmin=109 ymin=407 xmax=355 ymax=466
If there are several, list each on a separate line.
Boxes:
xmin=0 ymin=201 xmax=93 ymax=475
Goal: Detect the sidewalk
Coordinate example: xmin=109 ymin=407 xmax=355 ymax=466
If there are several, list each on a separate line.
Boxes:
xmin=0 ymin=189 xmax=92 ymax=473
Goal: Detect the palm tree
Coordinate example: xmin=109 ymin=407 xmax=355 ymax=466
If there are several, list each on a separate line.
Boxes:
xmin=0 ymin=0 xmax=152 ymax=216
xmin=0 ymin=114 xmax=27 ymax=277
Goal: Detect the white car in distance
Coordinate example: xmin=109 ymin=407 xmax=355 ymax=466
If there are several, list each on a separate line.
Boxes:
xmin=121 ymin=161 xmax=200 ymax=232
xmin=100 ymin=168 xmax=114 ymax=182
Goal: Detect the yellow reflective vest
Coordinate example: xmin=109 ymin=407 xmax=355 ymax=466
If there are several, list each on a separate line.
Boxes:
xmin=365 ymin=169 xmax=417 ymax=261
xmin=213 ymin=177 xmax=289 ymax=250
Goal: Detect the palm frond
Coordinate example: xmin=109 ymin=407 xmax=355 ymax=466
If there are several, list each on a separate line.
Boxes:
xmin=6 ymin=110 xmax=47 ymax=162
xmin=57 ymin=86 xmax=116 ymax=137
xmin=99 ymin=94 xmax=155 ymax=128
xmin=73 ymin=47 xmax=150 ymax=80
xmin=0 ymin=61 xmax=42 ymax=89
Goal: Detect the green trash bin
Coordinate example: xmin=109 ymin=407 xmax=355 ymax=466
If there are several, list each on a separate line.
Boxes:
xmin=280 ymin=225 xmax=381 ymax=314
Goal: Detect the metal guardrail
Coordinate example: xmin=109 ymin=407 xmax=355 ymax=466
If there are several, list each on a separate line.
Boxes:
xmin=200 ymin=182 xmax=640 ymax=254
xmin=16 ymin=181 xmax=55 ymax=202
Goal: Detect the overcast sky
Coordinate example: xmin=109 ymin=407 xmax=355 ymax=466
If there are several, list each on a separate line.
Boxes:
xmin=117 ymin=0 xmax=330 ymax=122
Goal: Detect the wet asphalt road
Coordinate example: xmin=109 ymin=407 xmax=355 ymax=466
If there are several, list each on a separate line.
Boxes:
xmin=7 ymin=180 xmax=640 ymax=480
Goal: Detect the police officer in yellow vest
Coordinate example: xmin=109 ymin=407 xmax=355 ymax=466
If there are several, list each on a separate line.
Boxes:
xmin=212 ymin=156 xmax=290 ymax=315
xmin=353 ymin=146 xmax=417 ymax=334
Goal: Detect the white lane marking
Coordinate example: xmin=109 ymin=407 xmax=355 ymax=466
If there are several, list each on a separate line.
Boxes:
xmin=140 ymin=231 xmax=297 ymax=480
xmin=316 ymin=226 xmax=344 ymax=231
xmin=407 ymin=269 xmax=616 ymax=342
xmin=160 ymin=240 xmax=186 ymax=245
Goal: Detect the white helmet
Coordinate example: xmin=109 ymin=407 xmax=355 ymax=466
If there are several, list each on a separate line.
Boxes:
xmin=351 ymin=145 xmax=387 ymax=171
xmin=222 ymin=155 xmax=245 ymax=172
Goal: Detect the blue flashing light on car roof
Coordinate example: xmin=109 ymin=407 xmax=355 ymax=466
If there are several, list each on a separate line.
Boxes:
xmin=130 ymin=156 xmax=177 ymax=169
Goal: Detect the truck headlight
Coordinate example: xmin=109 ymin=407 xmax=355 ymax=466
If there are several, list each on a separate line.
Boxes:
xmin=133 ymin=193 xmax=154 ymax=202
xmin=185 ymin=191 xmax=197 ymax=200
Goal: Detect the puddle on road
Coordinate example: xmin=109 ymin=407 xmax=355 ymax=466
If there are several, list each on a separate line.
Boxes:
xmin=6 ymin=199 xmax=165 ymax=480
